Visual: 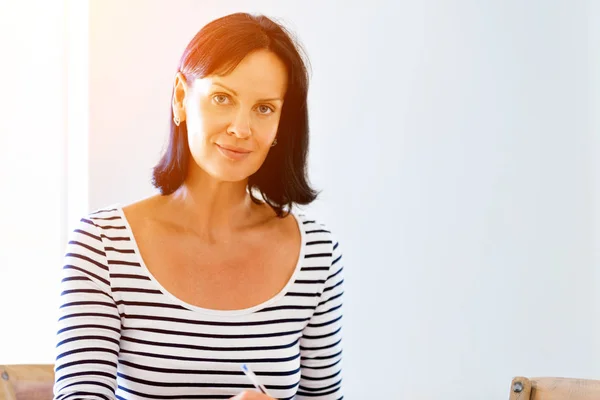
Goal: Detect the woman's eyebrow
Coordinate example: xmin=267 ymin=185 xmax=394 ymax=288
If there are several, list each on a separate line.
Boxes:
xmin=212 ymin=82 xmax=283 ymax=103
xmin=212 ymin=82 xmax=238 ymax=96
xmin=258 ymin=97 xmax=284 ymax=103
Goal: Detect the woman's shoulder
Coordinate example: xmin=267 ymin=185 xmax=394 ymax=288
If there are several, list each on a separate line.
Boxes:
xmin=68 ymin=204 xmax=129 ymax=250
xmin=68 ymin=203 xmax=122 ymax=233
xmin=293 ymin=209 xmax=340 ymax=248
xmin=79 ymin=196 xmax=165 ymax=243
xmin=88 ymin=203 xmax=124 ymax=218
xmin=293 ymin=209 xmax=333 ymax=232
xmin=74 ymin=197 xmax=153 ymax=239
xmin=293 ymin=210 xmax=344 ymax=281
xmin=84 ymin=196 xmax=161 ymax=228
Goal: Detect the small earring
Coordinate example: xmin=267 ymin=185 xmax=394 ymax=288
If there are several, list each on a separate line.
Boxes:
xmin=271 ymin=138 xmax=278 ymax=147
xmin=174 ymin=116 xmax=180 ymax=126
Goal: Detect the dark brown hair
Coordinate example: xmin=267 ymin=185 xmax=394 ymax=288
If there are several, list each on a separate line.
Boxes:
xmin=151 ymin=13 xmax=318 ymax=217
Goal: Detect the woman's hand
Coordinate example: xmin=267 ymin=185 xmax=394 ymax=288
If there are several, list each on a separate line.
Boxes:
xmin=230 ymin=391 xmax=274 ymax=399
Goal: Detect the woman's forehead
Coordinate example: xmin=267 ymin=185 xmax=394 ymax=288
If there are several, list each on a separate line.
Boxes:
xmin=195 ymin=50 xmax=288 ymax=98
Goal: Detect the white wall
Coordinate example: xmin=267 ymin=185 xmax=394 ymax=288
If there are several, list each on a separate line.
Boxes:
xmin=89 ymin=0 xmax=600 ymax=398
xmin=0 ymin=0 xmax=67 ymax=363
xmin=591 ymin=0 xmax=600 ymax=378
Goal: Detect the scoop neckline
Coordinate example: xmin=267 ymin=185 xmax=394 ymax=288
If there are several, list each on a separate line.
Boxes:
xmin=112 ymin=203 xmax=306 ymax=316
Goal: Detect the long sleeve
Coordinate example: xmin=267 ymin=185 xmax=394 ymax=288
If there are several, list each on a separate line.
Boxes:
xmin=53 ymin=217 xmax=121 ymax=400
xmin=296 ymin=238 xmax=344 ymax=399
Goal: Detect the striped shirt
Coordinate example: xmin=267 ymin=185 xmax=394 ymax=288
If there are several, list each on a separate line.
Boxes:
xmin=53 ymin=205 xmax=344 ymax=400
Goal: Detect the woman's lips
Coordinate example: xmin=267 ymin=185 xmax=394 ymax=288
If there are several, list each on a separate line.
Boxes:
xmin=216 ymin=144 xmax=251 ymax=161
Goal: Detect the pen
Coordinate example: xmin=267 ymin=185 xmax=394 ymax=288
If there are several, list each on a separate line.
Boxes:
xmin=240 ymin=363 xmax=271 ymax=397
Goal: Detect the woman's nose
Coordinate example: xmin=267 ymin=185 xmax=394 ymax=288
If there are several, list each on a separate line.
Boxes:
xmin=227 ymin=109 xmax=252 ymax=139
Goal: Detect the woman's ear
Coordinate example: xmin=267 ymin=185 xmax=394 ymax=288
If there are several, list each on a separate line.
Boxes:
xmin=172 ymin=71 xmax=188 ymax=123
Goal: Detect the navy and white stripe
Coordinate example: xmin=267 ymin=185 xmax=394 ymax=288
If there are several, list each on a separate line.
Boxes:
xmin=54 ymin=206 xmax=344 ymax=400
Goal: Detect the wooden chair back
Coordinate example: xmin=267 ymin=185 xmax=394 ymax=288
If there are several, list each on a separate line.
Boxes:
xmin=0 ymin=365 xmax=54 ymax=400
xmin=509 ymin=376 xmax=600 ymax=400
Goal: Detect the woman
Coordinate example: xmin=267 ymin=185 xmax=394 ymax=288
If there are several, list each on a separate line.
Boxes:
xmin=54 ymin=12 xmax=344 ymax=400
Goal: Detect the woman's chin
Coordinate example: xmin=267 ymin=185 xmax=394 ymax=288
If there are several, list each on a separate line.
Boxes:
xmin=207 ymin=166 xmax=255 ymax=184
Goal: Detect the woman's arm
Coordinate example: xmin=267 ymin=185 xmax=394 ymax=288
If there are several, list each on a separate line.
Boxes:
xmin=296 ymin=237 xmax=344 ymax=400
xmin=53 ymin=217 xmax=121 ymax=400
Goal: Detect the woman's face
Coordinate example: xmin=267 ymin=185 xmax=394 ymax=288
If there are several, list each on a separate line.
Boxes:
xmin=173 ymin=49 xmax=288 ymax=183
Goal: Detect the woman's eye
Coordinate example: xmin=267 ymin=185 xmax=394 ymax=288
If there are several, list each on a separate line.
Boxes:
xmin=213 ymin=94 xmax=229 ymax=104
xmin=257 ymin=105 xmax=273 ymax=115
